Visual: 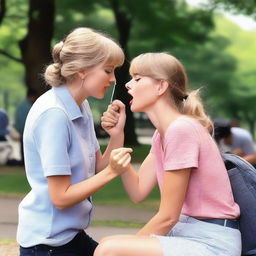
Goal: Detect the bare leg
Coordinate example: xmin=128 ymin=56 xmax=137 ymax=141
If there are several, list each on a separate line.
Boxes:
xmin=94 ymin=234 xmax=163 ymax=256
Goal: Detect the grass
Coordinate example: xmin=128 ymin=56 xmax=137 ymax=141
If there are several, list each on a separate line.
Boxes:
xmin=100 ymin=143 xmax=151 ymax=163
xmin=0 ymin=166 xmax=30 ymax=196
xmin=0 ymin=166 xmax=159 ymax=210
xmin=0 ymin=239 xmax=16 ymax=245
xmin=91 ymin=220 xmax=145 ymax=228
xmin=0 ymin=144 xmax=159 ymax=209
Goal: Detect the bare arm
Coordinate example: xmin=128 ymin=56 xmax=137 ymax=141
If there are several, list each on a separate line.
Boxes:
xmin=121 ymin=153 xmax=157 ymax=203
xmin=243 ymin=154 xmax=256 ymax=165
xmin=95 ymin=133 xmax=124 ymax=173
xmin=95 ymin=100 xmax=125 ymax=172
xmin=48 ymin=148 xmax=132 ymax=210
xmin=231 ymin=149 xmax=256 ymax=165
xmin=137 ymin=168 xmax=191 ymax=236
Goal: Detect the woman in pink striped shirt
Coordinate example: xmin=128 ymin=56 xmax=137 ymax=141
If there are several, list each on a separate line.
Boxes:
xmin=95 ymin=52 xmax=241 ymax=256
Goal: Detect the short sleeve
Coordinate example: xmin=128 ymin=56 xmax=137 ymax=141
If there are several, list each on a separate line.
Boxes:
xmin=32 ymin=108 xmax=71 ymax=177
xmin=150 ymin=130 xmax=158 ymax=154
xmin=163 ymin=119 xmax=200 ymax=171
xmin=241 ymin=137 xmax=255 ymax=155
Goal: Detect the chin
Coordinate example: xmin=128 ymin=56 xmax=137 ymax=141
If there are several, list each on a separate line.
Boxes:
xmin=130 ymin=105 xmax=140 ymax=113
xmin=94 ymin=94 xmax=105 ymax=99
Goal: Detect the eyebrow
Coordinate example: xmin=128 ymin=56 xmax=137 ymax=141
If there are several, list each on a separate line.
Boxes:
xmin=104 ymin=65 xmax=114 ymax=68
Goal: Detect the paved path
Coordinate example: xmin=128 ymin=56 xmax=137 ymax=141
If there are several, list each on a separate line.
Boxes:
xmin=0 ymin=196 xmax=156 ymax=241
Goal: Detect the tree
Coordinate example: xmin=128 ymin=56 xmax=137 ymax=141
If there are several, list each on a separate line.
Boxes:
xmin=0 ymin=0 xmax=216 ymax=145
xmin=55 ymin=0 xmax=215 ymax=145
xmin=19 ymin=0 xmax=55 ymax=97
xmin=0 ymin=0 xmax=6 ymax=24
xmin=212 ymin=14 xmax=256 ymax=137
xmin=114 ymin=0 xmax=214 ymax=145
xmin=80 ymin=0 xmax=215 ymax=145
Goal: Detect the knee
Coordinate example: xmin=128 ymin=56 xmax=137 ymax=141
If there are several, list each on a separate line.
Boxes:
xmin=94 ymin=238 xmax=117 ymax=256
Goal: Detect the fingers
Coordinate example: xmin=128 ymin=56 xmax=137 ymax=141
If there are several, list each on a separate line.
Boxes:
xmin=114 ymin=152 xmax=131 ymax=167
xmin=112 ymin=100 xmax=125 ymax=111
xmin=101 ymin=105 xmax=119 ymax=129
xmin=112 ymin=100 xmax=126 ymax=119
xmin=111 ymin=147 xmax=133 ymax=157
xmin=101 ymin=100 xmax=126 ymax=132
xmin=110 ymin=147 xmax=133 ymax=172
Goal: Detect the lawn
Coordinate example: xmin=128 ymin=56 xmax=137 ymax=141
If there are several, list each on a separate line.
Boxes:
xmin=100 ymin=143 xmax=151 ymax=163
xmin=0 ymin=144 xmax=159 ymax=209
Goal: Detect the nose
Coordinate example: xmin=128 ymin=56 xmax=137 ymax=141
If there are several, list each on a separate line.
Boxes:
xmin=125 ymin=80 xmax=132 ymax=90
xmin=109 ymin=73 xmax=116 ymax=84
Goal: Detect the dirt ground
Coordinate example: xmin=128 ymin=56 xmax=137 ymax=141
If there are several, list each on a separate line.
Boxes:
xmin=0 ymin=242 xmax=19 ymax=256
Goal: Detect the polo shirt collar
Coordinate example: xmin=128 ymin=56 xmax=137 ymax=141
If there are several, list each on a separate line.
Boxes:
xmin=53 ymin=86 xmax=83 ymax=121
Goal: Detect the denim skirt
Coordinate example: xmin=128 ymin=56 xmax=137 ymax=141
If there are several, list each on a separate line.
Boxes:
xmin=152 ymin=215 xmax=241 ymax=256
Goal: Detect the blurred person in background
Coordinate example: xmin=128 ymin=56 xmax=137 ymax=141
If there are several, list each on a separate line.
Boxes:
xmin=214 ymin=119 xmax=256 ymax=167
xmin=15 ymin=88 xmax=37 ymax=165
xmin=0 ymin=109 xmax=21 ymax=165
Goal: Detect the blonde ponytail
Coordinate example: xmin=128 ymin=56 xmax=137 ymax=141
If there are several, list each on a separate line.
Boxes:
xmin=130 ymin=52 xmax=213 ymax=133
xmin=183 ymin=89 xmax=213 ymax=133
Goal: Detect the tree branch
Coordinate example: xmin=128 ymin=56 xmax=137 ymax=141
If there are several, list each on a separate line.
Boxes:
xmin=0 ymin=49 xmax=22 ymax=63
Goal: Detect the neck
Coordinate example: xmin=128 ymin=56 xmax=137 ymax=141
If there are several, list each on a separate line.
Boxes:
xmin=67 ymin=78 xmax=88 ymax=106
xmin=145 ymin=100 xmax=182 ymax=137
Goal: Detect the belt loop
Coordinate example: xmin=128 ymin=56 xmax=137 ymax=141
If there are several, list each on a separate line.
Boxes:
xmin=224 ymin=219 xmax=227 ymax=227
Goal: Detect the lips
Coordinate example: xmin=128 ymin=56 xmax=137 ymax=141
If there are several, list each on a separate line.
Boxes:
xmin=104 ymin=86 xmax=110 ymax=92
xmin=127 ymin=91 xmax=133 ymax=105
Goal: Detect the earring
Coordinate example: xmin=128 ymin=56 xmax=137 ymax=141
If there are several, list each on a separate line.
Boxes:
xmin=80 ymin=78 xmax=85 ymax=90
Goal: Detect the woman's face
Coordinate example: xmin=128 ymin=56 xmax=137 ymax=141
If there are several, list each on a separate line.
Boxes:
xmin=82 ymin=62 xmax=116 ymax=99
xmin=125 ymin=74 xmax=159 ymax=112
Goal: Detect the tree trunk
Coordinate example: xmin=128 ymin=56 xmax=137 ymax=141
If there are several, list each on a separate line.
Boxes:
xmin=19 ymin=0 xmax=55 ymax=97
xmin=0 ymin=0 xmax=6 ymax=24
xmin=111 ymin=0 xmax=139 ymax=145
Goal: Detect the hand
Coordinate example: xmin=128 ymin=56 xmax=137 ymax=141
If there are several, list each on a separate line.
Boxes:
xmin=101 ymin=100 xmax=126 ymax=136
xmin=109 ymin=147 xmax=133 ymax=175
xmin=231 ymin=148 xmax=243 ymax=156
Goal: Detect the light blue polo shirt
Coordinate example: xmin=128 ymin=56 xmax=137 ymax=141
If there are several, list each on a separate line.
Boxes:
xmin=17 ymin=86 xmax=100 ymax=247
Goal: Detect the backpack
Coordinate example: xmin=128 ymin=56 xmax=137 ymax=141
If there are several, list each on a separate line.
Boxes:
xmin=223 ymin=153 xmax=256 ymax=256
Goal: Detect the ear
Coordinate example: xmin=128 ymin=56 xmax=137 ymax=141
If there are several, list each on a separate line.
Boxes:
xmin=157 ymin=80 xmax=169 ymax=96
xmin=77 ymin=69 xmax=88 ymax=80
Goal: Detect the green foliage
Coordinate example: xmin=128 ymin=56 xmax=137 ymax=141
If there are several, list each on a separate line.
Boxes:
xmin=0 ymin=0 xmax=28 ymax=116
xmin=209 ymin=0 xmax=256 ymax=17
xmin=212 ymin=14 xmax=256 ymax=129
xmin=0 ymin=0 xmax=28 ymax=56
xmin=1 ymin=0 xmax=255 ymax=131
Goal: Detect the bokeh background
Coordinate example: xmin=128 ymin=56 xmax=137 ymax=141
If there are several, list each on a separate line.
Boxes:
xmin=0 ymin=0 xmax=256 ymax=146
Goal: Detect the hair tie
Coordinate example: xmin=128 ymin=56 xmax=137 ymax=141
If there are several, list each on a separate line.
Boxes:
xmin=180 ymin=95 xmax=188 ymax=102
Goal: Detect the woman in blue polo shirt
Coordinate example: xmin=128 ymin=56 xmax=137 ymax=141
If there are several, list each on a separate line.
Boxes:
xmin=17 ymin=27 xmax=131 ymax=256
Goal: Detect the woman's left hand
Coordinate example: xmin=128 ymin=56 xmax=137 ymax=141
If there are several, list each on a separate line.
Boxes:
xmin=101 ymin=100 xmax=126 ymax=136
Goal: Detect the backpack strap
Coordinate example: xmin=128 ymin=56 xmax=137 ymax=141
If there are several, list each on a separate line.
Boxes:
xmin=222 ymin=153 xmax=255 ymax=172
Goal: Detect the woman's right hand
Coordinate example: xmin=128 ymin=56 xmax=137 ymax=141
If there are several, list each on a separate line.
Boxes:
xmin=109 ymin=147 xmax=133 ymax=175
xmin=101 ymin=100 xmax=126 ymax=137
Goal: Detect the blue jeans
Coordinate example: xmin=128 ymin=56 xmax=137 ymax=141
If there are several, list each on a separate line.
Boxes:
xmin=19 ymin=230 xmax=98 ymax=256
